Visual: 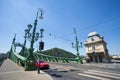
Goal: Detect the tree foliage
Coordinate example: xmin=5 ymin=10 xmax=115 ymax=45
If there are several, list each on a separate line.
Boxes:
xmin=41 ymin=47 xmax=76 ymax=58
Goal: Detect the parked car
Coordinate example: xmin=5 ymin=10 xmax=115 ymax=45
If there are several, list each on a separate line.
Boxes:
xmin=35 ymin=60 xmax=49 ymax=70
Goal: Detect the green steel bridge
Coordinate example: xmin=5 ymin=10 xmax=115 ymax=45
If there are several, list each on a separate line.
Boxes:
xmin=8 ymin=34 xmax=81 ymax=71
xmin=8 ymin=8 xmax=82 ymax=71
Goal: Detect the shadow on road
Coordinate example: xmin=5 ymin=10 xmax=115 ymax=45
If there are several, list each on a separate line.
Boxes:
xmin=49 ymin=73 xmax=62 ymax=78
xmin=43 ymin=68 xmax=69 ymax=78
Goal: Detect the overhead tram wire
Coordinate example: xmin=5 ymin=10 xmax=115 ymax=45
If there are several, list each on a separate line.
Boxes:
xmin=58 ymin=16 xmax=120 ymax=37
xmin=49 ymin=33 xmax=72 ymax=42
xmin=42 ymin=16 xmax=120 ymax=45
xmin=90 ymin=16 xmax=120 ymax=31
xmin=44 ymin=32 xmax=72 ymax=43
xmin=46 ymin=16 xmax=120 ymax=41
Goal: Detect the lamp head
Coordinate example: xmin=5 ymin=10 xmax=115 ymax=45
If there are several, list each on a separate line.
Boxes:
xmin=40 ymin=28 xmax=44 ymax=33
xmin=39 ymin=8 xmax=44 ymax=19
xmin=25 ymin=29 xmax=28 ymax=33
xmin=72 ymin=42 xmax=74 ymax=47
xmin=27 ymin=24 xmax=32 ymax=30
xmin=39 ymin=15 xmax=43 ymax=19
xmin=36 ymin=32 xmax=39 ymax=37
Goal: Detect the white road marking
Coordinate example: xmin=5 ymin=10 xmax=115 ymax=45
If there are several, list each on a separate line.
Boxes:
xmin=84 ymin=71 xmax=120 ymax=79
xmin=92 ymin=69 xmax=120 ymax=74
xmin=78 ymin=73 xmax=111 ymax=80
xmin=0 ymin=71 xmax=23 ymax=74
xmin=88 ymin=69 xmax=120 ymax=76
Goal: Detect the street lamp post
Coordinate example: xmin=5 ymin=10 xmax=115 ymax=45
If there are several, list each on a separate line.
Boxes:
xmin=24 ymin=8 xmax=44 ymax=70
xmin=38 ymin=28 xmax=44 ymax=74
xmin=72 ymin=28 xmax=83 ymax=64
xmin=30 ymin=8 xmax=44 ymax=55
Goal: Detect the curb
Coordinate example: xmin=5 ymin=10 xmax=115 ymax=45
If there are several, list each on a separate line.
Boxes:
xmin=40 ymin=70 xmax=53 ymax=80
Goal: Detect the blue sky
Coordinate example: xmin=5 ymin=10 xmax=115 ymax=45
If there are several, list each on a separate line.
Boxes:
xmin=0 ymin=0 xmax=120 ymax=55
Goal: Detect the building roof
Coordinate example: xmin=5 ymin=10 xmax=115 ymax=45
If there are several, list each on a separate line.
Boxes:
xmin=87 ymin=31 xmax=99 ymax=37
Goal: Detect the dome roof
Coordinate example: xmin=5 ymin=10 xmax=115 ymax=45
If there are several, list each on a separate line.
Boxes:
xmin=87 ymin=31 xmax=99 ymax=37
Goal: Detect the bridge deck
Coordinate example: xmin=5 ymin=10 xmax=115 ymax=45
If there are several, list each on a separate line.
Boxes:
xmin=0 ymin=59 xmax=52 ymax=80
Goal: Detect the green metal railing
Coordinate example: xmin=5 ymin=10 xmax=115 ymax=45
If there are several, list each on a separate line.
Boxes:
xmin=34 ymin=52 xmax=77 ymax=63
xmin=8 ymin=34 xmax=79 ymax=71
xmin=9 ymin=42 xmax=78 ymax=70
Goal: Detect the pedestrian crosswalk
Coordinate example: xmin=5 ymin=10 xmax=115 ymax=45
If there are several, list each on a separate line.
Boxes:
xmin=78 ymin=69 xmax=120 ymax=80
xmin=49 ymin=63 xmax=120 ymax=80
xmin=78 ymin=73 xmax=111 ymax=80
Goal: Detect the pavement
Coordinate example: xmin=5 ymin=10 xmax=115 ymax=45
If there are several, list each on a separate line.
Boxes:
xmin=0 ymin=59 xmax=53 ymax=80
xmin=47 ymin=62 xmax=120 ymax=80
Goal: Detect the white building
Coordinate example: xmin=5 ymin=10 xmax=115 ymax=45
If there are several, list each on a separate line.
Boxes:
xmin=84 ymin=32 xmax=110 ymax=62
xmin=112 ymin=54 xmax=120 ymax=60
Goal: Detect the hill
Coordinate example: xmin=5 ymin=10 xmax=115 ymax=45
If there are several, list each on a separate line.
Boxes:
xmin=41 ymin=48 xmax=76 ymax=58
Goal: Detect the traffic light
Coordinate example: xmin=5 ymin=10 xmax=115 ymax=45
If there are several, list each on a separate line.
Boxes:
xmin=39 ymin=41 xmax=44 ymax=50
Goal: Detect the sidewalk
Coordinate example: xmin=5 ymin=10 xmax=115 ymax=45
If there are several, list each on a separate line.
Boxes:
xmin=0 ymin=59 xmax=53 ymax=80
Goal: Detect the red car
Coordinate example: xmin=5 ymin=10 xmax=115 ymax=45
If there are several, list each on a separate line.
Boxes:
xmin=35 ymin=60 xmax=49 ymax=70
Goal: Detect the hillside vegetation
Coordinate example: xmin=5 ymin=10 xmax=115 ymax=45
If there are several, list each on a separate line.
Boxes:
xmin=41 ymin=48 xmax=76 ymax=58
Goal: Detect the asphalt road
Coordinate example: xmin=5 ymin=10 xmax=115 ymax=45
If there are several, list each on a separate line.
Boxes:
xmin=44 ymin=62 xmax=120 ymax=80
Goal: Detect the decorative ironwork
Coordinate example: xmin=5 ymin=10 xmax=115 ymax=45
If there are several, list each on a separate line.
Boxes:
xmin=71 ymin=28 xmax=83 ymax=64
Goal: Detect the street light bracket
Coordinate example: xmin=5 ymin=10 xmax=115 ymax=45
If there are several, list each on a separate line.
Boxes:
xmin=36 ymin=8 xmax=44 ymax=20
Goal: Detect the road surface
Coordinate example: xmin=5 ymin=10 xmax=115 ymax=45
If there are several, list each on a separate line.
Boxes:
xmin=44 ymin=62 xmax=120 ymax=80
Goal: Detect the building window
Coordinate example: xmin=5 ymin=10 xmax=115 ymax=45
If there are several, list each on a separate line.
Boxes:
xmin=91 ymin=37 xmax=94 ymax=41
xmin=92 ymin=45 xmax=96 ymax=50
